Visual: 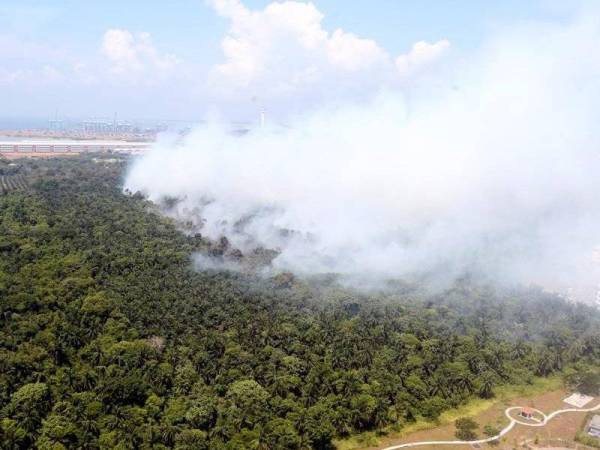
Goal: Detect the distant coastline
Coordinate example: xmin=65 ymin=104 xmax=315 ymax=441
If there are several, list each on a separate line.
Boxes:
xmin=0 ymin=118 xmax=49 ymax=131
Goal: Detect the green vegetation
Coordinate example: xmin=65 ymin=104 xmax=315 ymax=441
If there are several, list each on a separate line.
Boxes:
xmin=576 ymin=412 xmax=600 ymax=449
xmin=0 ymin=160 xmax=28 ymax=194
xmin=0 ymin=157 xmax=599 ymax=449
xmin=565 ymin=367 xmax=600 ymax=396
xmin=454 ymin=417 xmax=478 ymax=441
xmin=575 ymin=411 xmax=600 ymax=449
xmin=575 ymin=432 xmax=600 ymax=449
xmin=482 ymin=424 xmax=500 ymax=438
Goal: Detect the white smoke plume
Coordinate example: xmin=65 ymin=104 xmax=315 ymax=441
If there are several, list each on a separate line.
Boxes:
xmin=126 ymin=11 xmax=600 ymax=293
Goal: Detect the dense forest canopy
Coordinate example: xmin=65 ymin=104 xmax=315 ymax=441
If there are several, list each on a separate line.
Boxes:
xmin=0 ymin=156 xmax=599 ymax=449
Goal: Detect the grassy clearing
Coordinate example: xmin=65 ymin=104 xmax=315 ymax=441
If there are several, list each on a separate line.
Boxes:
xmin=335 ymin=375 xmax=563 ymax=450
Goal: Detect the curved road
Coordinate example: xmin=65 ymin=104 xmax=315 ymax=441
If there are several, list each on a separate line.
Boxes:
xmin=381 ymin=401 xmax=600 ymax=449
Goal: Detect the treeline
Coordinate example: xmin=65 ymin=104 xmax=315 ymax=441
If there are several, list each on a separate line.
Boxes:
xmin=0 ymin=157 xmax=599 ymax=449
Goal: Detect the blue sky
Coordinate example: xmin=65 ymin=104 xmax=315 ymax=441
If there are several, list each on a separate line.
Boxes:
xmin=0 ymin=0 xmax=586 ymax=121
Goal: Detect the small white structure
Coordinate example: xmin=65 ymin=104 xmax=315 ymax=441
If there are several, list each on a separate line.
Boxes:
xmin=589 ymin=415 xmax=600 ymax=438
xmin=564 ymin=393 xmax=594 ymax=408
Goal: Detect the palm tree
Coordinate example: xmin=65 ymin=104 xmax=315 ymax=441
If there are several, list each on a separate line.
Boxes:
xmin=535 ymin=351 xmax=554 ymax=376
xmin=478 ymin=372 xmax=495 ymax=399
xmin=456 ymin=373 xmax=474 ymax=394
xmin=566 ymin=339 xmax=585 ymax=362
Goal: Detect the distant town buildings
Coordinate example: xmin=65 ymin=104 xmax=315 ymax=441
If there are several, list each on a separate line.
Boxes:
xmin=0 ymin=113 xmax=264 ymax=146
xmin=48 ymin=119 xmax=66 ymax=132
xmin=79 ymin=118 xmax=168 ymax=138
xmin=0 ymin=115 xmax=181 ymax=142
xmin=81 ymin=119 xmax=167 ymax=135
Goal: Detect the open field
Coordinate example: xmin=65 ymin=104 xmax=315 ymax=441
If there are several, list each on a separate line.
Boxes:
xmin=364 ymin=390 xmax=599 ymax=450
xmin=335 ymin=377 xmax=600 ymax=450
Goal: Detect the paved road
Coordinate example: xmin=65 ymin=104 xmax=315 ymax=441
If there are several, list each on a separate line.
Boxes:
xmin=381 ymin=401 xmax=600 ymax=449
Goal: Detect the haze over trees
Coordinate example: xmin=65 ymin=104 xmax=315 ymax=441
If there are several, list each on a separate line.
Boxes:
xmin=0 ymin=157 xmax=599 ymax=449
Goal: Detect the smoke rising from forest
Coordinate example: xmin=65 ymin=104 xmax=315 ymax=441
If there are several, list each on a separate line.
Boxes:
xmin=125 ymin=13 xmax=600 ymax=292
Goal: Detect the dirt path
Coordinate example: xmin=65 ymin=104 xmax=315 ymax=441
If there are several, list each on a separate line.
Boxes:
xmin=381 ymin=401 xmax=600 ymax=449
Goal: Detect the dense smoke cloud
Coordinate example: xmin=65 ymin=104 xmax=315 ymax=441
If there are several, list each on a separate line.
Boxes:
xmin=126 ymin=12 xmax=600 ymax=292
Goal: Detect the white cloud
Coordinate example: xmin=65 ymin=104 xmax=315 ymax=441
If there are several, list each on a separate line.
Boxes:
xmin=326 ymin=29 xmax=389 ymax=71
xmin=41 ymin=65 xmax=63 ymax=82
xmin=0 ymin=64 xmax=63 ymax=86
xmin=395 ymin=39 xmax=451 ymax=76
xmin=0 ymin=26 xmax=193 ymax=117
xmin=0 ymin=33 xmax=70 ymax=86
xmin=0 ymin=1 xmax=450 ymax=118
xmin=0 ymin=68 xmax=27 ymax=84
xmin=101 ymin=28 xmax=180 ymax=78
xmin=208 ymin=0 xmax=448 ymax=105
xmin=210 ymin=0 xmax=249 ymax=19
